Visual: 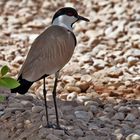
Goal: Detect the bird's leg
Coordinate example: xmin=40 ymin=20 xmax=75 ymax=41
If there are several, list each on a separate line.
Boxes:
xmin=51 ymin=72 xmax=70 ymax=135
xmin=52 ymin=71 xmax=60 ymax=128
xmin=43 ymin=77 xmax=51 ymax=128
xmin=43 ymin=74 xmax=69 ymax=134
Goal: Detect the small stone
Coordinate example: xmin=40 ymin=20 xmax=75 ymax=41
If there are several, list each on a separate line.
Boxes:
xmin=28 ymin=34 xmax=38 ymax=44
xmin=32 ymin=106 xmax=43 ymax=113
xmin=112 ymin=120 xmax=122 ymax=126
xmin=59 ymin=93 xmax=68 ymax=100
xmin=62 ymin=75 xmax=76 ymax=84
xmin=13 ymin=55 xmax=24 ymax=64
xmin=118 ymin=85 xmax=126 ymax=91
xmin=84 ymin=101 xmax=99 ymax=107
xmin=131 ymin=34 xmax=140 ymax=41
xmin=133 ymin=89 xmax=140 ymax=95
xmin=38 ymin=128 xmax=48 ymax=139
xmin=110 ymin=90 xmax=122 ymax=97
xmin=24 ymin=120 xmax=31 ymax=125
xmin=127 ymin=56 xmax=139 ymax=66
xmin=66 ymin=92 xmax=77 ymax=101
xmin=76 ymin=81 xmax=90 ymax=92
xmin=88 ymin=105 xmax=98 ymax=114
xmin=65 ymin=85 xmax=81 ymax=93
xmin=71 ymin=128 xmax=84 ymax=137
xmin=4 ymin=108 xmax=25 ymax=113
xmin=74 ymin=111 xmax=92 ymax=122
xmin=42 ymin=115 xmax=47 ymax=127
xmin=135 ymin=129 xmax=140 ymax=135
xmin=135 ymin=125 xmax=140 ymax=130
xmin=99 ymin=116 xmax=110 ymax=122
xmin=116 ymin=133 xmax=124 ymax=140
xmin=16 ymin=116 xmax=24 ymax=123
xmin=107 ymin=69 xmax=123 ymax=78
xmin=26 ymin=19 xmax=45 ymax=28
xmin=77 ymin=96 xmax=92 ymax=103
xmin=92 ymin=44 xmax=107 ymax=56
xmin=118 ymin=106 xmax=131 ymax=112
xmin=46 ymin=134 xmax=61 ymax=140
xmin=131 ymin=100 xmax=140 ymax=104
xmin=115 ymin=56 xmax=125 ymax=64
xmin=104 ymin=106 xmax=115 ymax=113
xmin=21 ymin=100 xmax=33 ymax=108
xmin=64 ymin=114 xmax=75 ymax=121
xmin=88 ymin=123 xmax=99 ymax=130
xmin=0 ymin=105 xmax=5 ymax=111
xmin=125 ymin=113 xmax=136 ymax=121
xmin=1 ymin=112 xmax=11 ymax=120
xmin=126 ymin=133 xmax=140 ymax=140
xmin=125 ymin=81 xmax=132 ymax=86
xmin=93 ymin=59 xmax=107 ymax=69
xmin=81 ymin=75 xmax=92 ymax=83
xmin=125 ymin=49 xmax=140 ymax=58
xmin=78 ymin=135 xmax=95 ymax=140
xmin=85 ymin=29 xmax=97 ymax=38
xmin=9 ymin=103 xmax=24 ymax=108
xmin=101 ymin=92 xmax=110 ymax=98
xmin=15 ymin=95 xmax=33 ymax=101
xmin=106 ymin=97 xmax=116 ymax=103
xmin=16 ymin=123 xmax=24 ymax=129
xmin=112 ymin=112 xmax=125 ymax=121
xmin=74 ymin=105 xmax=86 ymax=111
xmin=0 ymin=111 xmax=4 ymax=116
xmin=80 ymin=54 xmax=93 ymax=63
xmin=53 ymin=129 xmax=65 ymax=136
xmin=108 ymin=86 xmax=116 ymax=90
xmin=62 ymin=63 xmax=81 ymax=74
xmin=121 ymin=123 xmax=133 ymax=134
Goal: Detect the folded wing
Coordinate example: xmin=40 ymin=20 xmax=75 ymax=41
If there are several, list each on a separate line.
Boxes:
xmin=19 ymin=25 xmax=76 ymax=82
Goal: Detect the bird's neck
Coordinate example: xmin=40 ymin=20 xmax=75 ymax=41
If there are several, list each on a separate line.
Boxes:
xmin=52 ymin=16 xmax=73 ymax=31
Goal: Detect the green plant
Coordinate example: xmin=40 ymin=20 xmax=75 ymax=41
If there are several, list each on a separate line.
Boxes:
xmin=0 ymin=95 xmax=6 ymax=102
xmin=0 ymin=65 xmax=20 ymax=89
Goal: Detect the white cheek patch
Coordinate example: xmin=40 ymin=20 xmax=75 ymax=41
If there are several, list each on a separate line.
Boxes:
xmin=52 ymin=15 xmax=77 ymax=31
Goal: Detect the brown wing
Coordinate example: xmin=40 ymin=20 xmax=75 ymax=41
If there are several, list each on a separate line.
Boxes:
xmin=19 ymin=25 xmax=76 ymax=81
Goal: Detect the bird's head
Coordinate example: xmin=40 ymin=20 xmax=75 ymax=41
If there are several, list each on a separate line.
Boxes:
xmin=52 ymin=7 xmax=89 ymax=31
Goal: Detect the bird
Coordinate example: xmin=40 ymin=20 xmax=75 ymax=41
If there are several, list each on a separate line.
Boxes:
xmin=11 ymin=7 xmax=89 ymax=129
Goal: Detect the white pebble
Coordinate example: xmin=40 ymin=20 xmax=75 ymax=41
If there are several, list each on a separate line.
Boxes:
xmin=67 ymin=92 xmax=77 ymax=101
xmin=126 ymin=133 xmax=140 ymax=140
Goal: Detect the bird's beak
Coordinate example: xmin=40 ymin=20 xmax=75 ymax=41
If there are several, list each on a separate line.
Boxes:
xmin=78 ymin=15 xmax=89 ymax=22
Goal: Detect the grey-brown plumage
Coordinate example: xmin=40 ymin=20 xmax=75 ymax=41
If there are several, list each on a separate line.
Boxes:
xmin=11 ymin=7 xmax=89 ymax=130
xmin=20 ymin=25 xmax=76 ymax=81
xmin=11 ymin=26 xmax=76 ymax=94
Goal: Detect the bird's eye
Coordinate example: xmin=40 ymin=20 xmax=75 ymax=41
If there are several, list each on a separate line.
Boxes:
xmin=67 ymin=12 xmax=74 ymax=16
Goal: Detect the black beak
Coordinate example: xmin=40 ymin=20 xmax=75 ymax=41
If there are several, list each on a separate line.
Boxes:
xmin=78 ymin=15 xmax=89 ymax=22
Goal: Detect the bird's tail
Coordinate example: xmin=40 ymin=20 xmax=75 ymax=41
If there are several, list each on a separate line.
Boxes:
xmin=11 ymin=75 xmax=33 ymax=94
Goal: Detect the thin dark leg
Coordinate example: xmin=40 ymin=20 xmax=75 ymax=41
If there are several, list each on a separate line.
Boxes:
xmin=43 ymin=77 xmax=49 ymax=127
xmin=52 ymin=72 xmax=70 ymax=135
xmin=52 ymin=71 xmax=60 ymax=128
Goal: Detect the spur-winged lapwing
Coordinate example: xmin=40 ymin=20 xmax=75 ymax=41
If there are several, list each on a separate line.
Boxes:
xmin=11 ymin=7 xmax=89 ymax=129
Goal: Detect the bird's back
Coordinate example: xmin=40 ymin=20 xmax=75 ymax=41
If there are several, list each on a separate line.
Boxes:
xmin=19 ymin=25 xmax=76 ymax=81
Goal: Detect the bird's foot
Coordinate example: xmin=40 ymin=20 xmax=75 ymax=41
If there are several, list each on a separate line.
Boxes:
xmin=54 ymin=124 xmax=70 ymax=136
xmin=45 ymin=122 xmax=55 ymax=128
xmin=45 ymin=123 xmax=70 ymax=135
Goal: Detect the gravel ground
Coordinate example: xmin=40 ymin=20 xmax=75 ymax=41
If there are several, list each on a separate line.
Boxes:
xmin=0 ymin=0 xmax=140 ymax=140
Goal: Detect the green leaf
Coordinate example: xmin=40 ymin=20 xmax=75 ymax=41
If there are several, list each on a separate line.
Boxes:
xmin=0 ymin=77 xmax=20 ymax=89
xmin=1 ymin=65 xmax=9 ymax=76
xmin=0 ymin=95 xmax=6 ymax=102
